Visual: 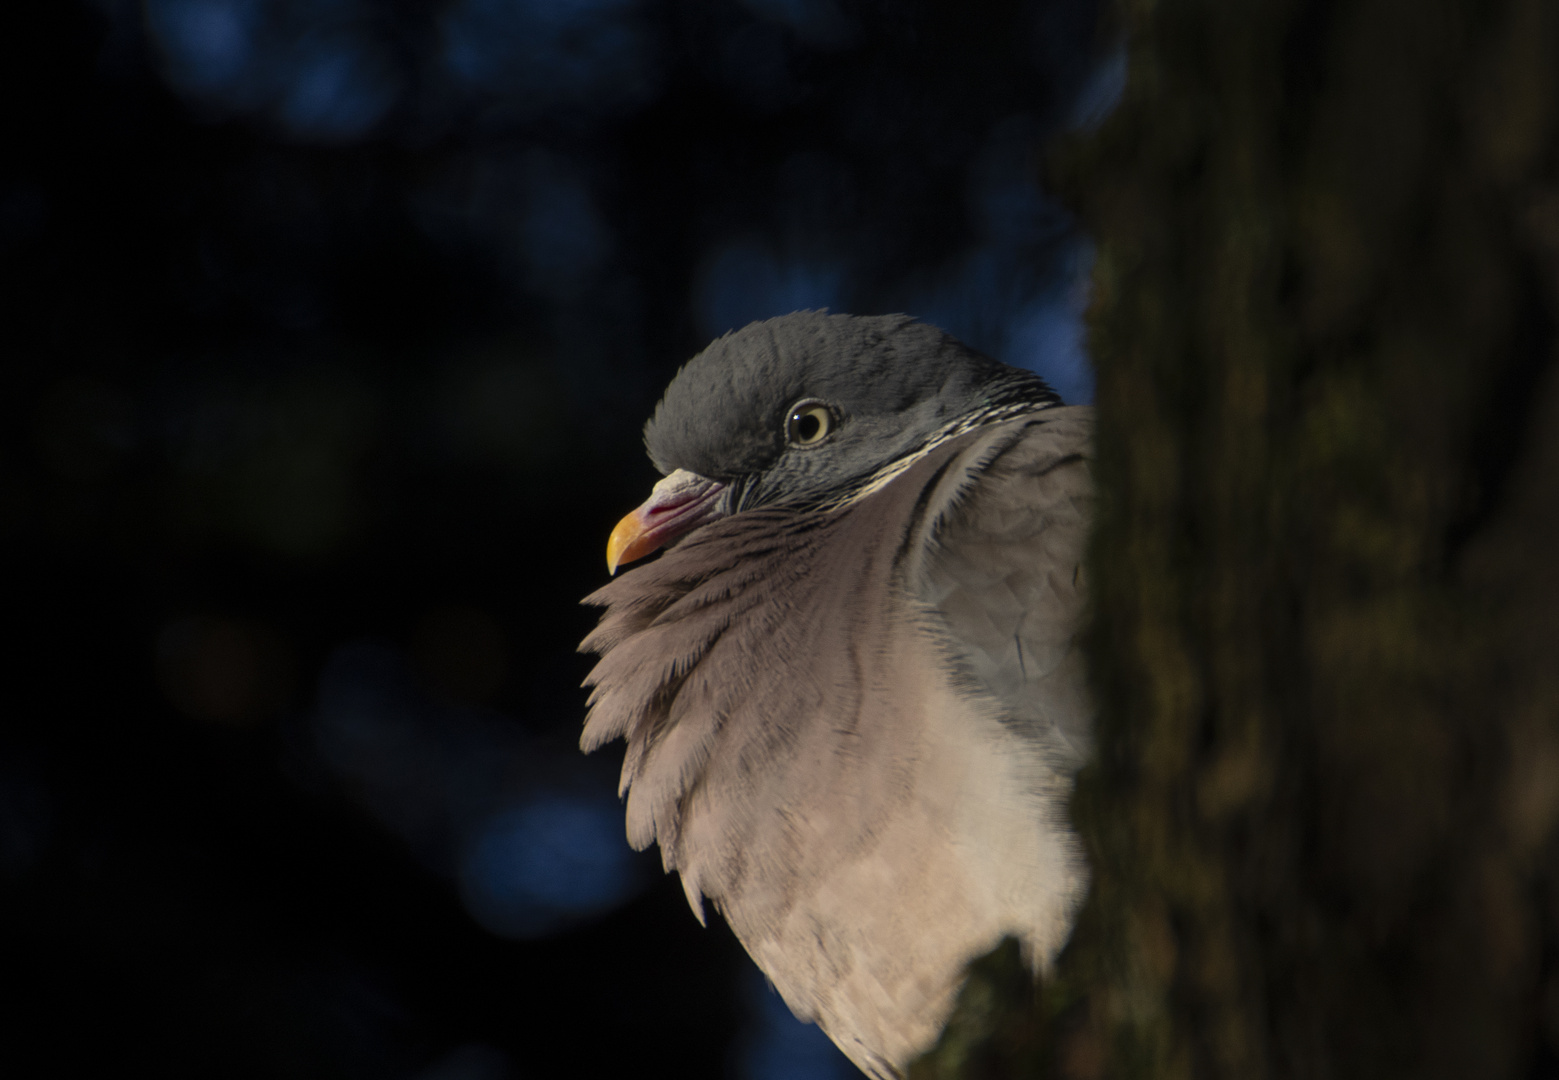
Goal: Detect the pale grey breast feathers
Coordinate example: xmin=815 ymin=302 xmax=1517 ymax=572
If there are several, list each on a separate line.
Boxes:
xmin=580 ymin=406 xmax=1094 ymax=1079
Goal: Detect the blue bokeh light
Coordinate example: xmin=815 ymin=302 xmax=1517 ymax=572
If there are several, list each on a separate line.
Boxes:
xmin=1069 ymin=45 xmax=1128 ymax=131
xmin=439 ymin=0 xmax=658 ymax=116
xmin=144 ymin=0 xmax=401 ymax=141
xmin=520 ymin=155 xmax=613 ymax=297
xmin=735 ymin=971 xmax=855 ymax=1080
xmin=313 ymin=642 xmax=646 ymax=938
xmin=275 ymin=36 xmax=399 ymax=141
xmin=144 ymin=0 xmax=261 ymax=96
xmin=1005 ymin=291 xmax=1093 ymax=404
xmin=890 ymin=116 xmax=1095 ymax=402
xmin=459 ymin=797 xmax=642 ymax=939
xmin=694 ymin=240 xmax=844 ymax=341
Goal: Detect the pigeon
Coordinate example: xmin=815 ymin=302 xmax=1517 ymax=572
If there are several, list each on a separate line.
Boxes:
xmin=579 ymin=311 xmax=1093 ymax=1078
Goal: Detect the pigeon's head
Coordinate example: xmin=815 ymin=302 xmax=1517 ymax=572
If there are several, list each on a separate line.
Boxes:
xmin=606 ymin=311 xmax=1058 ymax=573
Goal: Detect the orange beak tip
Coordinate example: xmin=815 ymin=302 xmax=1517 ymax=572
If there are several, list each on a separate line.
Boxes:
xmin=606 ymin=510 xmax=646 ymax=576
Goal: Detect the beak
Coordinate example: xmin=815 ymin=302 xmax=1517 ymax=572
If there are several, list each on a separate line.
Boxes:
xmin=606 ymin=469 xmax=728 ymax=575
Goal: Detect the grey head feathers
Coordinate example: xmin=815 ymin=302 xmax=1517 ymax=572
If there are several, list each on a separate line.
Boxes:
xmin=645 ymin=311 xmax=1060 ymax=511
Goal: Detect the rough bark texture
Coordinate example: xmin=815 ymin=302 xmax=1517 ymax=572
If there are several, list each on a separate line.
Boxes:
xmin=913 ymin=0 xmax=1559 ymax=1077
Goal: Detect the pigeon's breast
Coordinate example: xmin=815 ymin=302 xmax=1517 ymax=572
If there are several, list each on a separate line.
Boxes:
xmin=579 ymin=408 xmax=1096 ymax=1080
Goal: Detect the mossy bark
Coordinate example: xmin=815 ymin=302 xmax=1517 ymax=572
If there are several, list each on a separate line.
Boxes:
xmin=914 ymin=1 xmax=1559 ymax=1077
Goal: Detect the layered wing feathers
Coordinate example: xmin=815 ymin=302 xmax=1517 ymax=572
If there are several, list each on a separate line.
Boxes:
xmin=580 ymin=406 xmax=1094 ymax=1078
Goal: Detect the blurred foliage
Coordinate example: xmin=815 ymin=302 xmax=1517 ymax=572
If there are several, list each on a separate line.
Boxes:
xmin=919 ymin=0 xmax=1559 ymax=1076
xmin=2 ymin=0 xmax=1121 ymax=1075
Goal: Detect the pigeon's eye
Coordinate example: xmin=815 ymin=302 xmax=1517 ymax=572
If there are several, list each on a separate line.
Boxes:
xmin=786 ymin=401 xmax=834 ymax=447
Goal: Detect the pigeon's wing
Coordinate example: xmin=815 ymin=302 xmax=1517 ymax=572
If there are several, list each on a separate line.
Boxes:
xmin=580 ymin=407 xmax=1094 ymax=1080
xmin=914 ymin=404 xmax=1094 ymax=769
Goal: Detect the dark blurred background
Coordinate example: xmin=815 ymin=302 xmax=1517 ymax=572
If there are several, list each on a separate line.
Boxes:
xmin=0 ymin=2 xmax=1116 ymax=1076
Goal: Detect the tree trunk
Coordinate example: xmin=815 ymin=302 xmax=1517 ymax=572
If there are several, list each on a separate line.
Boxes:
xmin=915 ymin=1 xmax=1559 ymax=1076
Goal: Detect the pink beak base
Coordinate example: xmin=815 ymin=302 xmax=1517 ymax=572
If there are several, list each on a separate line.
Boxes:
xmin=606 ymin=470 xmax=727 ymax=574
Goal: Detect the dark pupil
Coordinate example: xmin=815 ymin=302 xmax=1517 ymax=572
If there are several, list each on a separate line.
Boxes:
xmin=794 ymin=412 xmax=820 ymax=442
